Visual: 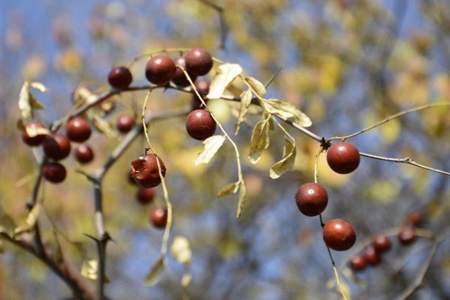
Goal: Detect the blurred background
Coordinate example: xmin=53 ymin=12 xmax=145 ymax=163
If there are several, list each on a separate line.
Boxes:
xmin=0 ymin=0 xmax=449 ymax=299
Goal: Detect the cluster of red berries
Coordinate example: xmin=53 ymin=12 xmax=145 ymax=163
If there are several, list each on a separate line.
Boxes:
xmin=349 ymin=212 xmax=423 ymax=272
xmin=295 ymin=142 xmax=360 ymax=251
xmin=107 ymin=48 xmax=216 ymax=141
xmin=127 ymin=155 xmax=168 ymax=229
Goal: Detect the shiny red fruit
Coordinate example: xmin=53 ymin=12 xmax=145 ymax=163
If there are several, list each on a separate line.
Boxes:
xmin=43 ymin=134 xmax=71 ymax=160
xmin=21 ymin=122 xmax=47 ymax=146
xmin=66 ymin=117 xmax=91 ymax=143
xmin=191 ymin=78 xmax=210 ymax=109
xmin=172 ymin=57 xmax=194 ymax=87
xmin=108 ymin=66 xmax=133 ymax=89
xmin=295 ymin=183 xmax=328 ymax=216
xmin=398 ymin=226 xmax=416 ymax=245
xmin=323 ymin=218 xmax=356 ymax=251
xmin=136 ymin=187 xmax=156 ymax=205
xmin=116 ymin=114 xmax=136 ymax=134
xmin=184 ymin=48 xmax=213 ymax=76
xmin=130 ymin=154 xmax=166 ymax=188
xmin=145 ymin=54 xmax=176 ymax=85
xmin=42 ymin=162 xmax=67 ymax=183
xmin=74 ymin=144 xmax=94 ymax=164
xmin=150 ymin=208 xmax=167 ymax=229
xmin=363 ymin=246 xmax=382 ymax=266
xmin=326 ymin=142 xmax=360 ymax=174
xmin=406 ymin=211 xmax=423 ymax=227
xmin=349 ymin=255 xmax=367 ymax=272
xmin=186 ymin=109 xmax=216 ymax=140
xmin=372 ymin=235 xmax=391 ymax=253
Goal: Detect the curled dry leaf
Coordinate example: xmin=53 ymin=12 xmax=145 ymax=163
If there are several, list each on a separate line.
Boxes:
xmin=217 ymin=181 xmax=240 ymax=197
xmin=18 ymin=81 xmax=46 ymax=121
xmin=181 ymin=273 xmax=192 ymax=287
xmin=264 ymin=99 xmax=312 ymax=129
xmin=14 ymin=203 xmax=41 ymax=236
xmin=235 ymin=89 xmax=253 ymax=135
xmin=207 ymin=64 xmax=243 ymax=99
xmin=248 ymin=114 xmax=272 ymax=164
xmin=73 ymin=86 xmax=98 ymax=107
xmin=81 ymin=260 xmax=98 ymax=280
xmin=269 ymin=138 xmax=296 ymax=179
xmin=235 ymin=181 xmax=247 ymax=219
xmin=144 ymin=256 xmax=165 ymax=286
xmin=245 ymin=76 xmax=266 ymax=97
xmin=171 ymin=235 xmax=192 ymax=265
xmin=195 ymin=135 xmax=226 ymax=165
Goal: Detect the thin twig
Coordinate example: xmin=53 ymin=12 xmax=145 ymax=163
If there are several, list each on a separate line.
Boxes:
xmin=360 ymin=152 xmax=450 ymax=176
xmin=198 ymin=0 xmax=228 ymax=49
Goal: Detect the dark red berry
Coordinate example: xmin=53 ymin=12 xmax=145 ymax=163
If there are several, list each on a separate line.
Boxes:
xmin=108 ymin=66 xmax=133 ymax=89
xmin=130 ymin=153 xmax=166 ymax=188
xmin=323 ymin=218 xmax=356 ymax=251
xmin=150 ymin=208 xmax=167 ymax=229
xmin=191 ymin=78 xmax=210 ymax=109
xmin=66 ymin=117 xmax=91 ymax=143
xmin=145 ymin=54 xmax=176 ymax=85
xmin=406 ymin=211 xmax=423 ymax=227
xmin=42 ymin=162 xmax=67 ymax=183
xmin=136 ymin=187 xmax=156 ymax=205
xmin=295 ymin=183 xmax=328 ymax=216
xmin=363 ymin=246 xmax=382 ymax=266
xmin=172 ymin=57 xmax=194 ymax=87
xmin=326 ymin=142 xmax=360 ymax=174
xmin=398 ymin=226 xmax=416 ymax=245
xmin=43 ymin=134 xmax=71 ymax=160
xmin=350 ymin=255 xmax=367 ymax=272
xmin=74 ymin=144 xmax=94 ymax=164
xmin=128 ymin=169 xmax=137 ymax=185
xmin=184 ymin=48 xmax=213 ymax=76
xmin=116 ymin=114 xmax=136 ymax=134
xmin=372 ymin=235 xmax=391 ymax=253
xmin=21 ymin=122 xmax=47 ymax=146
xmin=186 ymin=109 xmax=216 ymax=140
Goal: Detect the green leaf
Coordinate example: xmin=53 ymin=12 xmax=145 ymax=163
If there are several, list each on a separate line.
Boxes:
xmin=264 ymin=99 xmax=312 ymax=128
xmin=248 ymin=114 xmax=271 ymax=163
xmin=245 ymin=76 xmax=266 ymax=96
xmin=171 ymin=236 xmax=192 ymax=265
xmin=81 ymin=259 xmax=98 ymax=280
xmin=14 ymin=203 xmax=41 ymax=236
xmin=195 ymin=135 xmax=226 ymax=165
xmin=144 ymin=256 xmax=165 ymax=286
xmin=269 ymin=139 xmax=296 ymax=179
xmin=207 ymin=64 xmax=243 ymax=99
xmin=235 ymin=181 xmax=247 ymax=219
xmin=217 ymin=182 xmax=240 ymax=197
xmin=235 ymin=89 xmax=253 ymax=135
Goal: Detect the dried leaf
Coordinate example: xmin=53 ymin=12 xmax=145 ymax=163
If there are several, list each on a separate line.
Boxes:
xmin=144 ymin=256 xmax=165 ymax=286
xmin=235 ymin=89 xmax=253 ymax=135
xmin=269 ymin=139 xmax=296 ymax=179
xmin=195 ymin=135 xmax=226 ymax=165
xmin=217 ymin=182 xmax=240 ymax=197
xmin=74 ymin=86 xmax=98 ymax=107
xmin=248 ymin=114 xmax=271 ymax=163
xmin=333 ymin=267 xmax=351 ymax=300
xmin=264 ymin=99 xmax=312 ymax=128
xmin=171 ymin=236 xmax=192 ymax=265
xmin=81 ymin=260 xmax=98 ymax=280
xmin=235 ymin=181 xmax=247 ymax=219
xmin=245 ymin=76 xmax=266 ymax=96
xmin=30 ymin=82 xmax=47 ymax=92
xmin=25 ymin=123 xmax=49 ymax=137
xmin=14 ymin=204 xmax=41 ymax=236
xmin=207 ymin=64 xmax=243 ymax=99
xmin=181 ymin=273 xmax=192 ymax=287
xmin=0 ymin=212 xmax=16 ymax=236
xmin=18 ymin=82 xmax=45 ymax=121
xmin=92 ymin=115 xmax=118 ymax=138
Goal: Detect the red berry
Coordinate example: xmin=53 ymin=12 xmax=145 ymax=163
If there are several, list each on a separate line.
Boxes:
xmin=42 ymin=162 xmax=67 ymax=183
xmin=128 ymin=169 xmax=137 ymax=185
xmin=21 ymin=122 xmax=47 ymax=146
xmin=43 ymin=134 xmax=71 ymax=160
xmin=323 ymin=218 xmax=356 ymax=251
xmin=326 ymin=142 xmax=360 ymax=174
xmin=295 ymin=183 xmax=328 ymax=216
xmin=145 ymin=54 xmax=176 ymax=85
xmin=130 ymin=154 xmax=166 ymax=188
xmin=116 ymin=114 xmax=136 ymax=134
xmin=150 ymin=208 xmax=167 ymax=229
xmin=172 ymin=57 xmax=194 ymax=87
xmin=74 ymin=144 xmax=94 ymax=164
xmin=349 ymin=255 xmax=367 ymax=272
xmin=108 ymin=66 xmax=133 ymax=89
xmin=186 ymin=109 xmax=216 ymax=140
xmin=191 ymin=78 xmax=210 ymax=109
xmin=136 ymin=187 xmax=156 ymax=205
xmin=184 ymin=48 xmax=213 ymax=76
xmin=363 ymin=246 xmax=382 ymax=266
xmin=398 ymin=226 xmax=416 ymax=245
xmin=406 ymin=211 xmax=423 ymax=227
xmin=372 ymin=235 xmax=391 ymax=253
xmin=66 ymin=117 xmax=91 ymax=143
